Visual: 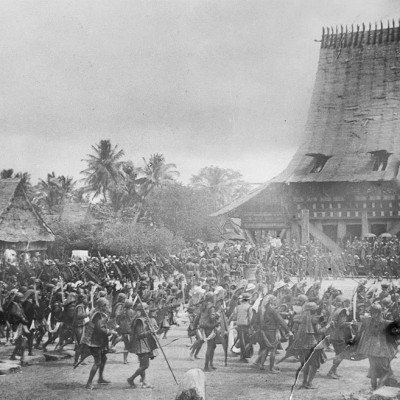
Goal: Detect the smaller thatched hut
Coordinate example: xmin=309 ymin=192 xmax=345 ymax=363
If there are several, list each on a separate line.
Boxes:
xmin=0 ymin=179 xmax=54 ymax=251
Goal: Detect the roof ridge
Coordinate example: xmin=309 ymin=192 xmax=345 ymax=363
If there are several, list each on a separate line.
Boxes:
xmin=321 ymin=19 xmax=400 ymax=49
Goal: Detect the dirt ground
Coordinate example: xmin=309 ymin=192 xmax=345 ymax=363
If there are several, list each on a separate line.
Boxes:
xmin=0 ymin=278 xmax=397 ymax=400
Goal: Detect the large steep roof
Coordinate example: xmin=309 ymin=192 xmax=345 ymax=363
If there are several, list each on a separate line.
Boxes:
xmin=0 ymin=179 xmax=54 ymax=243
xmin=272 ymin=22 xmax=400 ymax=183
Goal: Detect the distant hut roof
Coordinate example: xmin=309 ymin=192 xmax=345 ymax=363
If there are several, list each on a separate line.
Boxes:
xmin=272 ymin=22 xmax=400 ymax=183
xmin=0 ymin=179 xmax=54 ymax=243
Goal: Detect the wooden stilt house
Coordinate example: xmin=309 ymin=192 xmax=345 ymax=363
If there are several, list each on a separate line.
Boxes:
xmin=212 ymin=21 xmax=400 ymax=252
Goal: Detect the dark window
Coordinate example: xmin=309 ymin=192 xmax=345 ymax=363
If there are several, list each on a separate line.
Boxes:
xmin=346 ymin=224 xmax=362 ymax=241
xmin=370 ymin=150 xmax=391 ymax=171
xmin=370 ymin=224 xmax=387 ymax=236
xmin=307 ymin=153 xmax=332 ymax=173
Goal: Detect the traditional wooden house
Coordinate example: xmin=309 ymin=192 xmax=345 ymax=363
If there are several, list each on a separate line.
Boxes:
xmin=0 ymin=179 xmax=54 ymax=251
xmin=212 ymin=21 xmax=400 ymax=252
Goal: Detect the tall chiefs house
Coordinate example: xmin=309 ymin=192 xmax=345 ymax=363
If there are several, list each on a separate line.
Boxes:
xmin=213 ymin=22 xmax=400 ymax=252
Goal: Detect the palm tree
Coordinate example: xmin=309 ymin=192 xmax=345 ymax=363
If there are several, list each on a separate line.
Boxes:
xmin=34 ymin=173 xmax=76 ymax=212
xmin=108 ymin=161 xmax=143 ymax=212
xmin=190 ymin=166 xmax=250 ymax=209
xmin=138 ymin=153 xmax=180 ymax=199
xmin=81 ymin=140 xmax=125 ymax=201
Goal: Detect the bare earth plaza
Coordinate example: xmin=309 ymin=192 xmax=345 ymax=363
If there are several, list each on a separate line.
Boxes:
xmin=2 ymin=2 xmax=400 ymax=400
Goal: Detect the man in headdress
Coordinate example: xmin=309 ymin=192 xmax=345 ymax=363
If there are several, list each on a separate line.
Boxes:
xmin=326 ymin=295 xmax=353 ymax=379
xmin=355 ymin=303 xmax=397 ymax=390
xmin=256 ymin=295 xmax=292 ymax=373
xmin=9 ymin=292 xmax=29 ymax=366
xmin=229 ymin=292 xmax=253 ymax=363
xmin=291 ymin=302 xmax=328 ymax=389
xmin=81 ymin=298 xmax=116 ymax=390
xmin=127 ymin=302 xmax=158 ymax=389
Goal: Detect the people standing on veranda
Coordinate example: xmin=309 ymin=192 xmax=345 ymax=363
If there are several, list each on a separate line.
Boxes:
xmin=127 ymin=302 xmax=158 ymax=389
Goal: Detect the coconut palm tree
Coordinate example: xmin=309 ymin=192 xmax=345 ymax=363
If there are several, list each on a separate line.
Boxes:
xmin=81 ymin=140 xmax=125 ymax=201
xmin=190 ymin=166 xmax=250 ymax=209
xmin=138 ymin=153 xmax=180 ymax=199
xmin=34 ymin=173 xmax=76 ymax=212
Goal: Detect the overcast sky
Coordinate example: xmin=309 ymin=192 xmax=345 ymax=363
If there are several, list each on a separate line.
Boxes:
xmin=1 ymin=0 xmax=398 ymax=185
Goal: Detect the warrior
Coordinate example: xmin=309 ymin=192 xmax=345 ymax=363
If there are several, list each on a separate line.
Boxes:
xmin=81 ymin=298 xmax=116 ymax=390
xmin=116 ymin=299 xmax=136 ymax=364
xmin=127 ymin=302 xmax=158 ymax=389
xmin=291 ymin=302 xmax=328 ymax=389
xmin=229 ymin=292 xmax=252 ymax=363
xmin=326 ymin=295 xmax=353 ymax=379
xmin=355 ymin=303 xmax=397 ymax=390
xmin=9 ymin=292 xmax=30 ymax=366
xmin=256 ymin=295 xmax=292 ymax=373
xmin=73 ymin=294 xmax=89 ymax=366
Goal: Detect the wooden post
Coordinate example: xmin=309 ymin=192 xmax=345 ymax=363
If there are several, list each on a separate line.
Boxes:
xmin=361 ymin=211 xmax=369 ymax=238
xmin=337 ymin=221 xmax=346 ymax=240
xmin=300 ymin=209 xmax=310 ymax=245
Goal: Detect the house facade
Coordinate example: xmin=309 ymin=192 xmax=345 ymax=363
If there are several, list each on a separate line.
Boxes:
xmin=213 ymin=22 xmax=400 ymax=252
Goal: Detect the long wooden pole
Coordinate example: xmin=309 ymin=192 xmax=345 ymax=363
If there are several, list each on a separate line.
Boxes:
xmin=136 ymin=292 xmax=178 ymax=385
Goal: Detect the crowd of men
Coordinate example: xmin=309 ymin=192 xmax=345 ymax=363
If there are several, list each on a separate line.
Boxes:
xmin=0 ymin=235 xmax=399 ymax=391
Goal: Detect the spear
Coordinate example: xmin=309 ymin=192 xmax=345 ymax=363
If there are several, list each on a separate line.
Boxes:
xmin=136 ymin=292 xmax=178 ymax=385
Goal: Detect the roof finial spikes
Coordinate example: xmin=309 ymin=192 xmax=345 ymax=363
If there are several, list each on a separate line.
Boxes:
xmin=354 ymin=24 xmax=360 ymax=47
xmin=379 ymin=20 xmax=383 ymax=44
xmin=344 ymin=25 xmax=348 ymax=47
xmin=330 ymin=26 xmax=334 ymax=47
xmin=367 ymin=22 xmax=371 ymax=45
xmin=373 ymin=22 xmax=378 ymax=44
xmin=322 ymin=26 xmax=325 ymax=48
xmin=387 ymin=20 xmax=390 ymax=43
xmin=391 ymin=19 xmax=395 ymax=42
xmin=349 ymin=24 xmax=354 ymax=47
xmin=397 ymin=19 xmax=400 ymax=42
xmin=334 ymin=26 xmax=338 ymax=48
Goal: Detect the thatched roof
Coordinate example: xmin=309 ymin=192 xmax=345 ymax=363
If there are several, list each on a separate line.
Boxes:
xmin=0 ymin=179 xmax=54 ymax=243
xmin=210 ymin=182 xmax=270 ymax=217
xmin=212 ymin=22 xmax=400 ymax=218
xmin=272 ymin=22 xmax=400 ymax=183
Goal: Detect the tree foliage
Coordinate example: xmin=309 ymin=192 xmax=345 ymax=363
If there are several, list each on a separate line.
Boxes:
xmin=33 ymin=172 xmax=76 ymax=212
xmin=98 ymin=222 xmax=186 ymax=256
xmin=81 ymin=139 xmax=125 ymax=201
xmin=145 ymin=183 xmax=220 ymax=242
xmin=190 ymin=165 xmax=250 ymax=209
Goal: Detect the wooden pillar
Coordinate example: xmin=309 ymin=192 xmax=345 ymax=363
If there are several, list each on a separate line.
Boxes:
xmin=361 ymin=211 xmax=369 ymax=238
xmin=337 ymin=221 xmax=346 ymax=240
xmin=301 ymin=209 xmax=310 ymax=244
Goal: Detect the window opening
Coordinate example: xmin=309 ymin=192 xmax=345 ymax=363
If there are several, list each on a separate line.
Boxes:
xmin=370 ymin=150 xmax=391 ymax=171
xmin=307 ymin=153 xmax=332 ymax=173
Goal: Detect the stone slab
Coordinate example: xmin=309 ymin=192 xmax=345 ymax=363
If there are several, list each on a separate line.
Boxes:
xmin=370 ymin=386 xmax=400 ymax=400
xmin=175 ymin=368 xmax=206 ymax=400
xmin=43 ymin=350 xmax=74 ymax=362
xmin=0 ymin=362 xmax=22 ymax=375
